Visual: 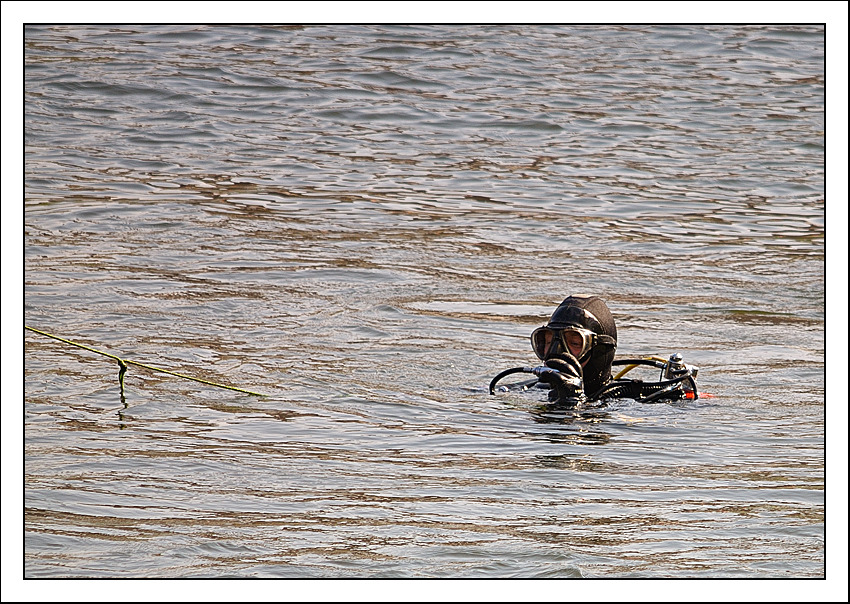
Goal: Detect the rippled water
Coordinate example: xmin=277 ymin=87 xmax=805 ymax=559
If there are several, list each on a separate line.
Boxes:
xmin=22 ymin=24 xmax=827 ymax=583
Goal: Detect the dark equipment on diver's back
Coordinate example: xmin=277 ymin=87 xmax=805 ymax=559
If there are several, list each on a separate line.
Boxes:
xmin=490 ymin=352 xmax=700 ymax=404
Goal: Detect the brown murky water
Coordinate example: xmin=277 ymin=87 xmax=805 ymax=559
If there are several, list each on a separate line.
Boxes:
xmin=23 ymin=25 xmax=825 ymax=581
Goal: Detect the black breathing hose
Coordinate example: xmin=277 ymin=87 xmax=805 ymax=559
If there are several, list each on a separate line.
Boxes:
xmin=489 ymin=366 xmax=561 ymax=395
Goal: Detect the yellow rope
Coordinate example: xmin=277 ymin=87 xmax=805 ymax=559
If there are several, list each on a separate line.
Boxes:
xmin=25 ymin=326 xmax=266 ymax=397
xmin=614 ymin=356 xmax=669 ymax=380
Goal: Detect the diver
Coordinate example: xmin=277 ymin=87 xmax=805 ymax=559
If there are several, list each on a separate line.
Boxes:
xmin=490 ymin=295 xmax=699 ymax=405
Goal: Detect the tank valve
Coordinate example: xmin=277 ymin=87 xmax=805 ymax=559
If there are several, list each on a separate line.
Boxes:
xmin=664 ymin=353 xmax=698 ymax=381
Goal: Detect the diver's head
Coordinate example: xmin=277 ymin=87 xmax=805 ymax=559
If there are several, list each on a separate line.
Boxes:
xmin=531 ymin=295 xmax=617 ymax=395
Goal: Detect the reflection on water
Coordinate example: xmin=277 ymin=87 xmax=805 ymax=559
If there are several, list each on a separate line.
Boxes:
xmin=24 ymin=24 xmax=824 ymax=579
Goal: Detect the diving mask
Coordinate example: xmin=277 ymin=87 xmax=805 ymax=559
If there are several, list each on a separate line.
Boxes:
xmin=531 ymin=326 xmax=614 ymax=362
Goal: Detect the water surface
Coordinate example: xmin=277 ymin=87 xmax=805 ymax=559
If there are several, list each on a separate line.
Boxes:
xmin=24 ymin=25 xmax=825 ymax=580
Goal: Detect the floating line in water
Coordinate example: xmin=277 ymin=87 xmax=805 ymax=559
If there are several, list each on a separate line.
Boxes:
xmin=25 ymin=326 xmax=266 ymax=397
